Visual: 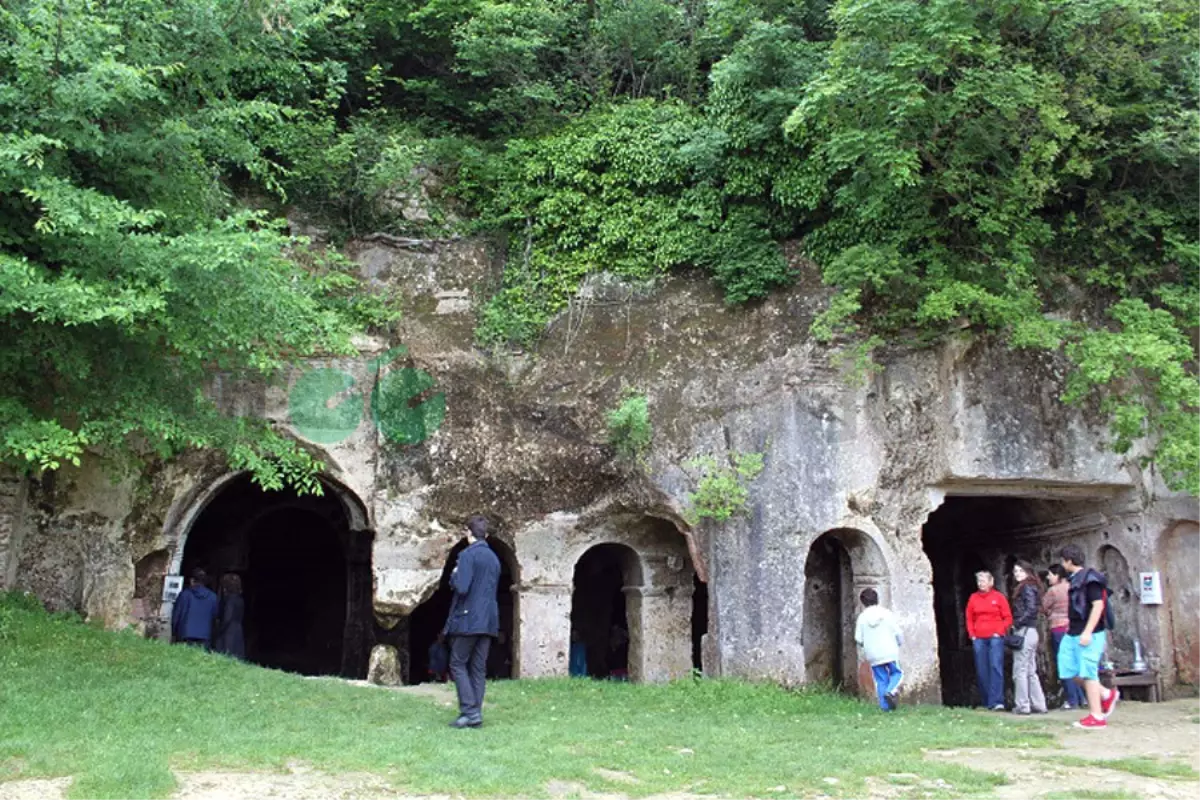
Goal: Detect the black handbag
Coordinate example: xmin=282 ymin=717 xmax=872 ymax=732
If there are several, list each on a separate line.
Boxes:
xmin=1004 ymin=629 xmax=1025 ymax=650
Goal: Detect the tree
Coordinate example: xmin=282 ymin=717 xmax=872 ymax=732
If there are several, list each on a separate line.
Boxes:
xmin=0 ymin=0 xmax=391 ymax=490
xmin=783 ymin=0 xmax=1198 ymax=491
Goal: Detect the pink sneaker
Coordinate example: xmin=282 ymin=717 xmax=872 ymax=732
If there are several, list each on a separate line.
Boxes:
xmin=1074 ymin=714 xmax=1107 ymax=729
xmin=1100 ymin=687 xmax=1119 ymax=718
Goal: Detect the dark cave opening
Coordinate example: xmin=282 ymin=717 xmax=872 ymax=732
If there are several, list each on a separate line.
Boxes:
xmin=922 ymin=494 xmax=1098 ymax=706
xmin=571 ymin=543 xmax=638 ymax=680
xmin=180 ymin=475 xmax=372 ymax=677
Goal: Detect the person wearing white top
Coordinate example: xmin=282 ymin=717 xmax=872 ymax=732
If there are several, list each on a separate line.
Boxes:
xmin=854 ymin=588 xmax=904 ymax=711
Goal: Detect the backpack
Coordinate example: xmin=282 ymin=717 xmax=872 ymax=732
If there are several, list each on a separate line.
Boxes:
xmin=1101 ymin=586 xmax=1116 ymax=632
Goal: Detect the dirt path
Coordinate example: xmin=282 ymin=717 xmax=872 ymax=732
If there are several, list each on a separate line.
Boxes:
xmin=3 ymin=699 xmax=1197 ymax=799
xmin=923 ymin=698 xmax=1200 ymax=800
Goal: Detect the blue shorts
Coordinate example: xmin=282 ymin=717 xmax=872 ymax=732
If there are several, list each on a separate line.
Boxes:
xmin=1058 ymin=630 xmax=1107 ymax=681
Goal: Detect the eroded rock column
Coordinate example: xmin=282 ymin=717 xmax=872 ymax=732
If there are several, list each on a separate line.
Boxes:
xmin=514 ymin=582 xmax=571 ymax=678
xmin=632 ymin=584 xmax=694 ymax=682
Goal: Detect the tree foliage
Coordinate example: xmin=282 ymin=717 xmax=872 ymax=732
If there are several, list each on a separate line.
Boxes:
xmin=782 ymin=0 xmax=1198 ymax=491
xmin=0 ymin=0 xmax=394 ymax=487
xmin=1 ymin=0 xmax=1194 ymax=492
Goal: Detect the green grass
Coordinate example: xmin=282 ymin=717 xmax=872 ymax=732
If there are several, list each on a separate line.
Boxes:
xmin=1041 ymin=790 xmax=1139 ymax=800
xmin=1053 ymin=755 xmax=1199 ymax=780
xmin=0 ymin=593 xmax=1052 ymax=799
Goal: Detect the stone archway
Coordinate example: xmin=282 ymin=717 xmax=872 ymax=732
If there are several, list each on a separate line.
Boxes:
xmin=802 ymin=528 xmax=889 ymax=695
xmin=1160 ymin=522 xmax=1200 ymax=685
xmin=169 ymin=473 xmax=373 ymax=677
xmin=407 ymin=536 xmax=518 ymax=683
xmin=571 ymin=543 xmax=645 ymax=681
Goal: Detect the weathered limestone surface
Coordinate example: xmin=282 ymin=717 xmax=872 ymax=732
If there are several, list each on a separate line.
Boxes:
xmin=5 ymin=235 xmax=1195 ymax=698
xmin=366 ymin=645 xmax=402 ymax=686
xmin=0 ymin=468 xmax=27 ymax=590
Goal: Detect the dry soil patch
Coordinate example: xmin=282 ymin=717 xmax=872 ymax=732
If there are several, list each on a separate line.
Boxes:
xmin=924 ymin=698 xmax=1200 ymax=800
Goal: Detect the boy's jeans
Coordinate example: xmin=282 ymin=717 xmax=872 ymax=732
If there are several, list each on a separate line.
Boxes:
xmin=870 ymin=661 xmax=903 ymax=710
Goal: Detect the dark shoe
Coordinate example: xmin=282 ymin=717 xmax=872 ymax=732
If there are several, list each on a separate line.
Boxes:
xmin=450 ymin=715 xmax=482 ymax=729
xmin=885 ymin=692 xmax=898 ymax=711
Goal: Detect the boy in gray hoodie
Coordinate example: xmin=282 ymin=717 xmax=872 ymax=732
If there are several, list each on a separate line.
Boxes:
xmin=854 ymin=588 xmax=904 ymax=711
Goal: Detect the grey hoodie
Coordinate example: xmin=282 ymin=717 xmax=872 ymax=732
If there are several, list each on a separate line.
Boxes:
xmin=854 ymin=605 xmax=903 ymax=666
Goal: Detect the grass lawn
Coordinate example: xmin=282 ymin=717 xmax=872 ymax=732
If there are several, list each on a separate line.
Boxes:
xmin=0 ymin=592 xmax=1053 ymax=799
xmin=1050 ymin=755 xmax=1200 ymax=781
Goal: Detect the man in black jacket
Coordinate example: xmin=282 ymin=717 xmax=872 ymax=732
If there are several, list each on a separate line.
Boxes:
xmin=443 ymin=515 xmax=501 ymax=728
xmin=1059 ymin=544 xmax=1118 ymax=729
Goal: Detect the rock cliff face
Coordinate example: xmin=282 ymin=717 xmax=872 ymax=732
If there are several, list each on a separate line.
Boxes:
xmin=5 ymin=236 xmax=1196 ymax=700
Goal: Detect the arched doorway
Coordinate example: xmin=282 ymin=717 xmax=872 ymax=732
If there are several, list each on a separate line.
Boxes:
xmin=1160 ymin=522 xmax=1199 ymax=685
xmin=692 ymin=574 xmax=708 ymax=673
xmin=571 ymin=543 xmax=643 ymax=681
xmin=407 ymin=537 xmax=516 ymax=684
xmin=177 ymin=474 xmax=373 ymax=677
xmin=920 ymin=494 xmax=1098 ymax=705
xmin=801 ymin=528 xmax=889 ymax=695
xmin=1098 ymin=544 xmax=1137 ymax=668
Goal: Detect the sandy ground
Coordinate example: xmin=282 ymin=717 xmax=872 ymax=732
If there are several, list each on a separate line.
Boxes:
xmin=920 ymin=697 xmax=1200 ymax=800
xmin=3 ymin=695 xmax=1197 ymax=799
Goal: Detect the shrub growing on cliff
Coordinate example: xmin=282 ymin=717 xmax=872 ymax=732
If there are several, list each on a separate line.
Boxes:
xmin=606 ymin=392 xmax=652 ymax=464
xmin=682 ymin=450 xmax=765 ymax=524
xmin=474 ymin=100 xmax=794 ymax=346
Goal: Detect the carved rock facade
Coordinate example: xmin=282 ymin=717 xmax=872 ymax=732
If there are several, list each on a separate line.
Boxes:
xmin=2 ymin=237 xmax=1195 ymax=701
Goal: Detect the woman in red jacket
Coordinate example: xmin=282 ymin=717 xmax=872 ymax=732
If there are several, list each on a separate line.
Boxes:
xmin=966 ymin=570 xmax=1012 ymax=710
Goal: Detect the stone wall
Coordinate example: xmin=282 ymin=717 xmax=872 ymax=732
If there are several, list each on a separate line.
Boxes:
xmin=3 ymin=235 xmax=1194 ymax=700
xmin=0 ymin=468 xmax=27 ymax=590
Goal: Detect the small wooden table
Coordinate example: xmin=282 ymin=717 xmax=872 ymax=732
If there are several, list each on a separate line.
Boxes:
xmin=1099 ymin=668 xmax=1161 ymax=702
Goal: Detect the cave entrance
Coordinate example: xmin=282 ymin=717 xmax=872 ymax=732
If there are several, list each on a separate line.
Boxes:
xmin=571 ymin=543 xmax=641 ymax=680
xmin=921 ymin=493 xmax=1100 ymax=707
xmin=407 ymin=538 xmax=516 ymax=684
xmin=178 ymin=474 xmax=373 ymax=677
xmin=802 ymin=528 xmax=888 ymax=695
xmin=692 ymin=574 xmax=708 ymax=672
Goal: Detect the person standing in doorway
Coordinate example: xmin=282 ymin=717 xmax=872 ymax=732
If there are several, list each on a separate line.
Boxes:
xmin=854 ymin=588 xmax=904 ymax=711
xmin=966 ymin=570 xmax=1011 ymax=710
xmin=171 ymin=568 xmax=220 ymax=648
xmin=213 ymin=573 xmax=246 ymax=660
xmin=443 ymin=515 xmax=501 ymax=728
xmin=1009 ymin=561 xmax=1048 ymax=714
xmin=1042 ymin=564 xmax=1085 ymax=710
xmin=1059 ymin=544 xmax=1119 ymax=729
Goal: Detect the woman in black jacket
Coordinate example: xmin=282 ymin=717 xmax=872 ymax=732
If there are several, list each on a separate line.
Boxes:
xmin=213 ymin=573 xmax=246 ymax=660
xmin=1010 ymin=561 xmax=1047 ymax=714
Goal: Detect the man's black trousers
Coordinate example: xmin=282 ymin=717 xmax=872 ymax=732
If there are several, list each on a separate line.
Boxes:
xmin=449 ymin=634 xmax=491 ymax=721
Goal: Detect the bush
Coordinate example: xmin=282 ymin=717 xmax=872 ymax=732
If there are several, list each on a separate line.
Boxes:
xmin=473 ymin=100 xmax=794 ymax=346
xmin=606 ymin=392 xmax=652 ymax=463
xmin=682 ymin=450 xmax=765 ymax=524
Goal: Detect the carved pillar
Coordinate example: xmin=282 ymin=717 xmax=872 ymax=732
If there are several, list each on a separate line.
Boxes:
xmin=514 ymin=582 xmax=572 ymax=678
xmin=629 ymin=584 xmax=694 ymax=683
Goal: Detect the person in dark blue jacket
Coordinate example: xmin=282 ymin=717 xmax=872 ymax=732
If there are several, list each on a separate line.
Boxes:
xmin=171 ymin=568 xmax=219 ymax=648
xmin=443 ymin=515 xmax=501 ymax=728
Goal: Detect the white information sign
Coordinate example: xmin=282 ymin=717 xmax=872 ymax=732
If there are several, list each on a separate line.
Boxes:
xmin=162 ymin=574 xmax=184 ymax=604
xmin=1139 ymin=571 xmax=1163 ymax=605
